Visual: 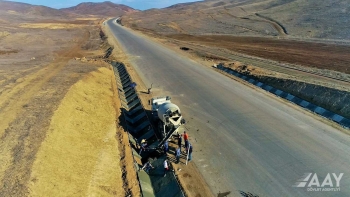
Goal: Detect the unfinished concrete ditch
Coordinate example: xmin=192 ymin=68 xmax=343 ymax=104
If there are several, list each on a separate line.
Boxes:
xmin=259 ymin=77 xmax=350 ymax=119
xmin=217 ymin=64 xmax=350 ymax=129
xmin=111 ymin=61 xmax=185 ymax=197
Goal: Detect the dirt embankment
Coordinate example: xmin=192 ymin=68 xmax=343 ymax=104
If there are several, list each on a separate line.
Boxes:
xmin=0 ymin=17 xmax=133 ymax=196
xmin=28 ymin=67 xmax=124 ymax=196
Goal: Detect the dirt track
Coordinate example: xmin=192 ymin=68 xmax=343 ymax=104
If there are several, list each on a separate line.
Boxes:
xmin=166 ymin=34 xmax=350 ymax=74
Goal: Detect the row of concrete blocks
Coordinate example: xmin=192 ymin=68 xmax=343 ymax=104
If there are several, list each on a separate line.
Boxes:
xmin=112 ymin=62 xmax=184 ymax=197
xmin=112 ymin=62 xmax=155 ymax=197
xmin=112 ymin=62 xmax=155 ymax=143
xmin=217 ymin=65 xmax=350 ymax=129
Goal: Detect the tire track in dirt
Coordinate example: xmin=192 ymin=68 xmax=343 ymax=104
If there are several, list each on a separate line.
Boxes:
xmin=222 ymin=8 xmax=287 ymax=36
xmin=255 ymin=13 xmax=288 ymax=35
xmin=206 ymin=12 xmax=262 ymax=34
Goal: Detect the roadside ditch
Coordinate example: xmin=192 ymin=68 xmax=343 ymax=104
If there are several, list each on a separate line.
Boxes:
xmin=216 ymin=64 xmax=350 ymax=129
xmin=111 ymin=61 xmax=185 ymax=197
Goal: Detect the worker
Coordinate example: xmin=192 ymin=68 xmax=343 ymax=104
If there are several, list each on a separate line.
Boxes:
xmin=141 ymin=160 xmax=154 ymax=174
xmin=139 ymin=139 xmax=147 ymax=155
xmin=163 ymin=159 xmax=169 ymax=177
xmin=176 ymin=147 xmax=181 ymax=164
xmin=183 ymin=131 xmax=189 ymax=153
xmin=164 ymin=140 xmax=169 ymax=154
xmin=178 ymin=134 xmax=182 ymax=152
xmin=147 ymin=83 xmax=153 ymax=94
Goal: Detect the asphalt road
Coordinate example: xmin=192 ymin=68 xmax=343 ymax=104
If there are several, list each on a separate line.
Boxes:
xmin=107 ymin=20 xmax=350 ymax=197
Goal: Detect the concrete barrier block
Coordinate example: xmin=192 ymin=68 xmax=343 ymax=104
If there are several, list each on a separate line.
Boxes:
xmin=305 ymin=103 xmax=317 ymax=111
xmin=126 ymin=93 xmax=138 ymax=102
xmin=322 ymin=110 xmax=335 ymax=119
xmin=340 ymin=118 xmax=350 ymax=128
xmin=138 ymin=129 xmax=156 ymax=142
xmin=126 ymin=105 xmax=143 ymax=116
xmin=291 ymin=97 xmax=303 ymax=104
xmin=275 ymin=89 xmax=283 ymax=96
xmin=125 ymin=89 xmax=136 ymax=98
xmin=314 ymin=107 xmax=326 ymax=114
xmin=248 ymin=79 xmax=255 ymax=84
xmin=256 ymin=82 xmax=264 ymax=87
xmin=262 ymin=85 xmax=273 ymax=91
xmin=332 ymin=114 xmax=344 ymax=123
xmin=269 ymin=87 xmax=277 ymax=93
xmin=279 ymin=92 xmax=288 ymax=99
xmin=286 ymin=94 xmax=295 ymax=101
xmin=127 ymin=99 xmax=141 ymax=109
xmin=300 ymin=100 xmax=310 ymax=107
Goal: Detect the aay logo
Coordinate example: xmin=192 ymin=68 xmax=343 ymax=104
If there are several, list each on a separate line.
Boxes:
xmin=294 ymin=173 xmax=344 ymax=192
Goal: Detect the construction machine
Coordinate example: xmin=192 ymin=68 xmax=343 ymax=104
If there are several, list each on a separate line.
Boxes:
xmin=151 ymin=96 xmax=185 ymax=147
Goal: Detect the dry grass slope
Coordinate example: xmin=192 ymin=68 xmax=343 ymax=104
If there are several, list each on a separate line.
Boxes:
xmin=29 ymin=67 xmax=124 ymax=197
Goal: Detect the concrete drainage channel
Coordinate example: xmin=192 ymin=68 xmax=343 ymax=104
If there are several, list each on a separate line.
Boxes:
xmin=216 ymin=65 xmax=350 ymax=129
xmin=111 ymin=61 xmax=185 ymax=197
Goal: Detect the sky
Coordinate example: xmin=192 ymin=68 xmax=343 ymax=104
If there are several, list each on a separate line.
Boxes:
xmin=9 ymin=0 xmax=201 ymax=10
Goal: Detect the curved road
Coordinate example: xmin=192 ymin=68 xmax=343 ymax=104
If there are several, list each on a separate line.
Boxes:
xmin=107 ymin=19 xmax=350 ymax=197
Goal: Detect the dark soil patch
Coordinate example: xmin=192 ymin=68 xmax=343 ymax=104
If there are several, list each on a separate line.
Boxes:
xmin=0 ymin=50 xmax=19 ymax=55
xmin=166 ymin=34 xmax=350 ymax=74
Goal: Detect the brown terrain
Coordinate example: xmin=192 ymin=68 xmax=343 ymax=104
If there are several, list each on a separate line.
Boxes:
xmin=61 ymin=1 xmax=137 ymax=16
xmin=122 ymin=0 xmax=350 ymax=39
xmin=1 ymin=0 xmax=350 ymax=196
xmin=0 ymin=1 xmax=140 ymax=196
xmin=166 ymin=34 xmax=350 ymax=74
xmin=121 ymin=0 xmax=350 ymax=119
xmin=121 ymin=0 xmax=350 ymax=74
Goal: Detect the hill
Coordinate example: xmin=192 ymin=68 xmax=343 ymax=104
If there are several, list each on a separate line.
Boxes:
xmin=121 ymin=0 xmax=350 ymax=40
xmin=61 ymin=1 xmax=137 ymax=16
xmin=0 ymin=1 xmax=65 ymax=17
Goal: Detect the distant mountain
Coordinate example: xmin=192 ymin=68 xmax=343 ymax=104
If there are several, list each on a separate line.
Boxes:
xmin=0 ymin=1 xmax=64 ymax=17
xmin=122 ymin=0 xmax=350 ymax=40
xmin=61 ymin=1 xmax=137 ymax=16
